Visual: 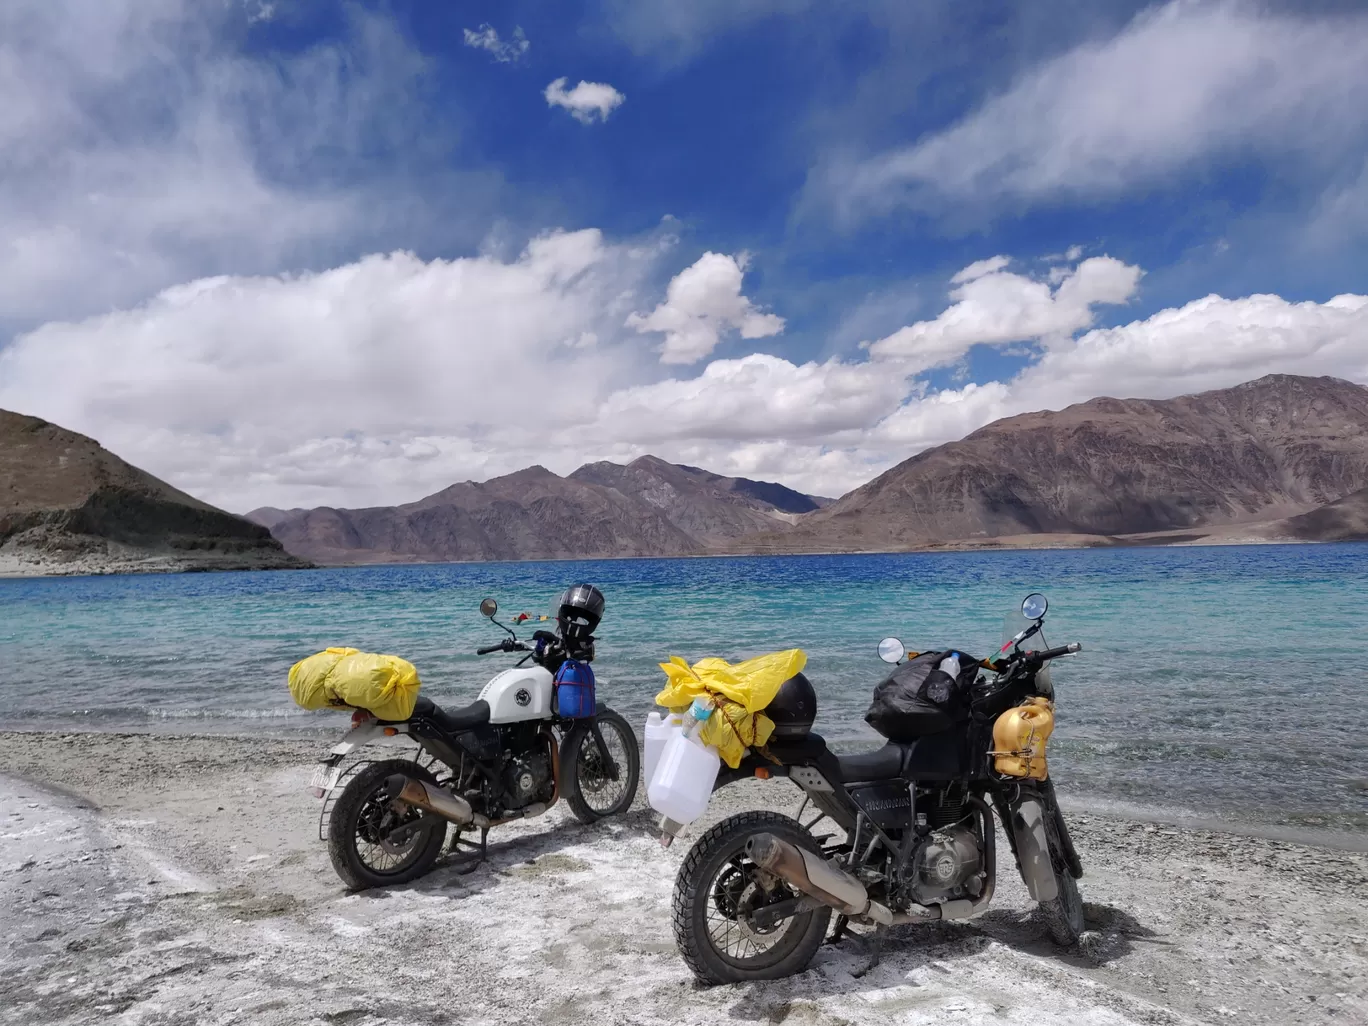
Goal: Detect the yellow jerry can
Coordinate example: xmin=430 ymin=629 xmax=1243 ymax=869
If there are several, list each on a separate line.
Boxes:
xmin=991 ymin=696 xmax=1054 ymax=780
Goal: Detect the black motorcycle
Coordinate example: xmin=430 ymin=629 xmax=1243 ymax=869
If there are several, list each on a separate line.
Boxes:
xmin=315 ymin=585 xmax=640 ymax=890
xmin=669 ymin=592 xmax=1084 ymax=983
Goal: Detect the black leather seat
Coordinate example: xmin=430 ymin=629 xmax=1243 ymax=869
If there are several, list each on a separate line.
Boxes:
xmin=836 ymin=743 xmax=905 ymax=782
xmin=382 ymin=695 xmax=490 ymax=733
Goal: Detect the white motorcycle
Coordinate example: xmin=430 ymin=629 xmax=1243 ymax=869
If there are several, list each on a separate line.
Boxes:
xmin=311 ymin=588 xmax=640 ymax=889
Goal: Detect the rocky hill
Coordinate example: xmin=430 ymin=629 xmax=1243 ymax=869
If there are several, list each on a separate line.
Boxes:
xmin=249 ymin=457 xmax=826 ymax=564
xmin=736 ymin=374 xmax=1368 ymax=553
xmin=1267 ymin=486 xmax=1368 ymax=542
xmin=250 ymin=374 xmax=1368 ymax=564
xmin=569 ymin=455 xmax=823 ymax=544
xmin=0 ymin=410 xmax=310 ymax=575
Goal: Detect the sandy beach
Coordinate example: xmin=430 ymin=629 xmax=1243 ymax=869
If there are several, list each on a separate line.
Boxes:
xmin=1 ymin=730 xmax=1365 ymax=1026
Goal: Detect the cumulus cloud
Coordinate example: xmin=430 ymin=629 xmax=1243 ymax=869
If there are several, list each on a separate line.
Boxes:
xmin=825 ymin=1 xmax=1368 ymax=219
xmin=0 ymin=230 xmax=661 ymax=509
xmin=950 ymin=256 xmax=1011 ymax=284
xmin=1 ymin=233 xmax=1363 ymax=509
xmin=868 ymin=255 xmax=1142 ymax=370
xmin=597 ymin=353 xmax=903 ymax=441
xmin=544 ymin=78 xmax=626 ymax=123
xmin=626 ymin=253 xmax=785 ymax=364
xmin=463 ymin=24 xmax=529 ymax=63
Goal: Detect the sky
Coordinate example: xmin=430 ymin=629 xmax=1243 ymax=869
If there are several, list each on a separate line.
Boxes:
xmin=0 ymin=0 xmax=1366 ymax=512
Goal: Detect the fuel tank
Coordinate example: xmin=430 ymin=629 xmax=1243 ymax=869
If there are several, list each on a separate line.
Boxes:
xmin=478 ymin=666 xmax=554 ymax=723
xmin=991 ymin=697 xmax=1054 ymax=780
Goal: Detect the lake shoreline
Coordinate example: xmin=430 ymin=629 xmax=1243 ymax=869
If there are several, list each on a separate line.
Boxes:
xmin=1 ymin=729 xmax=1364 ymax=1025
xmin=0 ymin=533 xmax=1338 ymax=579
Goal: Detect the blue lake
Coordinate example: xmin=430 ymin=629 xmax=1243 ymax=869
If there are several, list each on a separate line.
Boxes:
xmin=2 ymin=544 xmax=1366 ymax=838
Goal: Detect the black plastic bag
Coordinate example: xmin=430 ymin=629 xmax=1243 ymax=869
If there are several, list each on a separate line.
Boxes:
xmin=865 ymin=649 xmax=979 ymax=742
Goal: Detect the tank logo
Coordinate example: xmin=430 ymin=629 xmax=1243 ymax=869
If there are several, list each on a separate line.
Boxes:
xmin=515 ymin=688 xmax=531 ymax=707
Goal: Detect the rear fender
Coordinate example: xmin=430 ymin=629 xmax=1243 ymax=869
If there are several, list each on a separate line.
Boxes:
xmin=329 ymin=721 xmax=406 ymax=758
xmin=1010 ymin=795 xmax=1059 ymax=902
xmin=713 ymin=753 xmax=782 ymax=791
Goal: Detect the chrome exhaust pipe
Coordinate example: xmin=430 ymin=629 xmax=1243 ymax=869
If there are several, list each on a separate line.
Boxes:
xmin=746 ymin=833 xmax=893 ymax=926
xmin=391 ymin=776 xmax=554 ymax=830
xmin=392 ymin=776 xmax=482 ymax=827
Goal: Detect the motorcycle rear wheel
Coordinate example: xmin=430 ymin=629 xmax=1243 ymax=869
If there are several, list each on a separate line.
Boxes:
xmin=563 ymin=709 xmax=640 ymax=824
xmin=673 ymin=811 xmax=832 ymax=985
xmin=327 ymin=759 xmax=447 ymax=890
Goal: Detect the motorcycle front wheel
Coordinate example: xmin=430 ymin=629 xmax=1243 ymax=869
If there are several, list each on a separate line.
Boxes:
xmin=326 ymin=759 xmax=447 ymax=890
xmin=562 ymin=708 xmax=640 ymax=824
xmin=1039 ymin=812 xmax=1085 ymax=945
xmin=672 ymin=811 xmax=833 ymax=985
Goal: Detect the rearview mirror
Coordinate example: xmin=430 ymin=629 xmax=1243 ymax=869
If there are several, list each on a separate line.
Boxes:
xmin=877 ymin=637 xmax=905 ymax=664
xmin=479 ymin=597 xmax=498 ymax=618
xmin=1021 ymin=593 xmax=1048 ymax=620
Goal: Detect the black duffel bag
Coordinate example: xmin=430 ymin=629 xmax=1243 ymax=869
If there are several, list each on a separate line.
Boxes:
xmin=865 ymin=649 xmax=980 ymax=742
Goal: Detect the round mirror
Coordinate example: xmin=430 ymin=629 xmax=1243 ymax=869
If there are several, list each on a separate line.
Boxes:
xmin=877 ymin=637 xmax=905 ymax=664
xmin=479 ymin=597 xmax=498 ymax=618
xmin=1021 ymin=592 xmax=1048 ymax=620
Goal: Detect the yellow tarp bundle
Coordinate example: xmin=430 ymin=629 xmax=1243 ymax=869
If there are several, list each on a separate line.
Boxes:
xmin=288 ymin=647 xmax=421 ymax=722
xmin=656 ymin=648 xmax=806 ymax=769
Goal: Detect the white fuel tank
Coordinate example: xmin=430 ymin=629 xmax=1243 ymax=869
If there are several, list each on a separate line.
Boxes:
xmin=478 ymin=665 xmax=554 ymax=723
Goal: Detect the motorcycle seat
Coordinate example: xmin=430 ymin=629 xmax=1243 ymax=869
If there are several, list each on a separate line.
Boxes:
xmin=836 ymin=744 xmax=905 ymax=782
xmin=384 ymin=695 xmax=491 ymax=734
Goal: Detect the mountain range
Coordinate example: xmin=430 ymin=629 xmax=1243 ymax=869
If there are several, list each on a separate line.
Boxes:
xmin=247 ymin=374 xmax=1368 ymax=563
xmin=0 ymin=410 xmax=308 ymax=575
xmin=4 ymin=373 xmax=1367 ymax=575
xmin=733 ymin=373 xmax=1368 ymax=553
xmin=246 ymin=455 xmax=828 ymax=564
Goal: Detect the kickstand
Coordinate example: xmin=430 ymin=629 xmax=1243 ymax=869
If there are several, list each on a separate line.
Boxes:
xmin=849 ymin=923 xmax=888 ymax=979
xmin=448 ymin=826 xmax=489 ymax=875
xmin=827 ymin=915 xmax=850 ymax=946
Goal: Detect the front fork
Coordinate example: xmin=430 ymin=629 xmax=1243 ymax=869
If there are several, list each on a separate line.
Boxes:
xmin=588 ymin=721 xmax=621 ymax=781
xmin=1040 ymin=778 xmax=1083 ymax=879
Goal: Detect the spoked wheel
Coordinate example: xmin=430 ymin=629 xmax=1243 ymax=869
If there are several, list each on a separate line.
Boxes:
xmin=1039 ymin=812 xmax=1085 ymax=945
xmin=327 ymin=759 xmax=447 ymax=890
xmin=563 ymin=709 xmax=640 ymax=824
xmin=672 ymin=811 xmax=832 ymax=984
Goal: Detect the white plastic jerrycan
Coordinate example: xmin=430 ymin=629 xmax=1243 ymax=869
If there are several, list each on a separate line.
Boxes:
xmin=644 ymin=710 xmax=685 ymax=789
xmin=648 ymin=697 xmax=721 ymax=843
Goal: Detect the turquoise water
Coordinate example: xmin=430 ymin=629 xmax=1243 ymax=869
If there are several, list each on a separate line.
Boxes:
xmin=2 ymin=545 xmax=1366 ymax=837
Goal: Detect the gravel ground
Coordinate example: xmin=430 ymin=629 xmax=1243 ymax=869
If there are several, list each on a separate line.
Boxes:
xmin=1 ymin=730 xmax=1365 ymax=1026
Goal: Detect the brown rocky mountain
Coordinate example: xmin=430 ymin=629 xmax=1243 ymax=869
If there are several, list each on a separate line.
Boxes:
xmin=1269 ymin=487 xmax=1368 ymax=542
xmin=569 ymin=454 xmax=823 ymax=544
xmin=250 ymin=458 xmax=828 ymax=564
xmin=0 ymin=410 xmax=309 ymax=574
xmin=254 ymin=466 xmax=696 ymax=564
xmin=251 ymin=373 xmax=1368 ymax=565
xmin=736 ymin=374 xmax=1368 ymax=553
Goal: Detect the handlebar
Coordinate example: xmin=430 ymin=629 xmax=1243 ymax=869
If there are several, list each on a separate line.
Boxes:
xmin=1033 ymin=642 xmax=1082 ymax=661
xmin=476 ymin=639 xmax=530 ymax=656
xmin=985 ymin=641 xmax=1082 ymax=672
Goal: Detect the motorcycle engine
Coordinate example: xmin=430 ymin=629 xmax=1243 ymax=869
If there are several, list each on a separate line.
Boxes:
xmin=910 ymin=824 xmax=984 ymax=904
xmin=501 ymin=752 xmax=552 ymax=809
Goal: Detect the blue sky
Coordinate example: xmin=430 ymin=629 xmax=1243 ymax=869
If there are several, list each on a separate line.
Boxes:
xmin=0 ymin=0 xmax=1365 ymax=509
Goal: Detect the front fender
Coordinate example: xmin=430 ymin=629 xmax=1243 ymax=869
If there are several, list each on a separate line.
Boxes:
xmin=1010 ymin=795 xmax=1059 ymax=902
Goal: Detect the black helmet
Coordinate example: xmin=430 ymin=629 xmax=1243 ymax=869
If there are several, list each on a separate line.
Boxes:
xmin=556 ymin=583 xmax=604 ymax=641
xmin=766 ymin=672 xmax=817 ymax=741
